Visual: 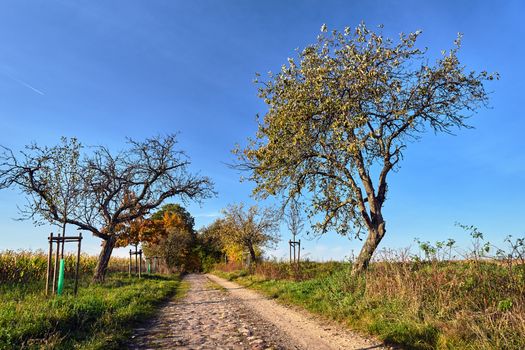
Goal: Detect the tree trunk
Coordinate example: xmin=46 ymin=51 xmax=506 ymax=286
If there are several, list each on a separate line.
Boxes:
xmin=352 ymin=221 xmax=386 ymax=275
xmin=247 ymin=243 xmax=257 ymax=264
xmin=93 ymin=235 xmax=116 ymax=283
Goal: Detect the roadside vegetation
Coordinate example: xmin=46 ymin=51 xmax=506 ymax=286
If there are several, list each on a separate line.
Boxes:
xmin=0 ymin=251 xmax=129 ymax=284
xmin=0 ymin=251 xmax=185 ymax=350
xmin=214 ymin=231 xmax=525 ymax=350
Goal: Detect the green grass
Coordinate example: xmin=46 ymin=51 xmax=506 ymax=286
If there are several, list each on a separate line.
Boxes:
xmin=0 ymin=273 xmax=185 ymax=350
xmin=213 ymin=261 xmax=525 ymax=350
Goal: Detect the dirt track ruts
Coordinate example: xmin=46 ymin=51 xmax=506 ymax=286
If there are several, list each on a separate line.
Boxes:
xmin=129 ymin=273 xmax=388 ymax=350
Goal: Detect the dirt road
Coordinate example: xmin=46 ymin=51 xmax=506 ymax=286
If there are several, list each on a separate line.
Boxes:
xmin=129 ymin=274 xmax=387 ymax=350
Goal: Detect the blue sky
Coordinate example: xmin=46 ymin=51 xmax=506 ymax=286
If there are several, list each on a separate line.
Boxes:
xmin=0 ymin=0 xmax=523 ymax=260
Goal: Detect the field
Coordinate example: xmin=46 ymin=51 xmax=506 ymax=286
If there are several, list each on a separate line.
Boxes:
xmin=0 ymin=250 xmax=185 ymax=350
xmin=214 ymin=256 xmax=525 ymax=350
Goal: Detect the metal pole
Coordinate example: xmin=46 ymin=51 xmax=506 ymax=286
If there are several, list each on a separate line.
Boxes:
xmin=289 ymin=240 xmax=292 ymax=264
xmin=298 ymin=240 xmax=301 ymax=263
xmin=45 ymin=232 xmax=53 ymax=295
xmin=74 ymin=233 xmax=82 ymax=295
xmin=52 ymin=233 xmax=61 ymax=294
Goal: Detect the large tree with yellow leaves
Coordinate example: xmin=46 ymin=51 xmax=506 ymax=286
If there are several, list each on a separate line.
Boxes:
xmin=236 ymin=23 xmax=496 ymax=274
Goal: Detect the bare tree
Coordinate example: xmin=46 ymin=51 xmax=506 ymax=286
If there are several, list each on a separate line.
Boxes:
xmin=0 ymin=137 xmax=84 ymax=239
xmin=0 ymin=135 xmax=215 ymax=282
xmin=284 ymin=199 xmax=304 ymax=243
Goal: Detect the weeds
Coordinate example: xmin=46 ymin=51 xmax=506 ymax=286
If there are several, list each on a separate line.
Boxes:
xmin=0 ymin=250 xmax=182 ymax=349
xmin=0 ymin=273 xmax=182 ymax=350
xmin=214 ymin=228 xmax=525 ymax=349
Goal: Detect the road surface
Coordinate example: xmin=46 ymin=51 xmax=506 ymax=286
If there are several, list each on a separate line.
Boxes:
xmin=129 ymin=273 xmax=388 ymax=350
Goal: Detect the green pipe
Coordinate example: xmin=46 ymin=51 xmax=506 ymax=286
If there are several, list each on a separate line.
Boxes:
xmin=147 ymin=262 xmax=151 ymax=273
xmin=57 ymin=259 xmax=65 ymax=295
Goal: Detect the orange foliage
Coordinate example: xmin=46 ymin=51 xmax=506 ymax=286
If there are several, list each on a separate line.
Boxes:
xmin=115 ymin=211 xmax=188 ymax=248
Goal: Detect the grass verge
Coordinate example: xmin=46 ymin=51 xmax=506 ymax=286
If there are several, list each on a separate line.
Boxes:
xmin=0 ymin=273 xmax=185 ymax=350
xmin=213 ymin=262 xmax=525 ymax=350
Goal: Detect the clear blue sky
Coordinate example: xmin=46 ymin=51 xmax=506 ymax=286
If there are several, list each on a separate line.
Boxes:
xmin=0 ymin=0 xmax=523 ymax=260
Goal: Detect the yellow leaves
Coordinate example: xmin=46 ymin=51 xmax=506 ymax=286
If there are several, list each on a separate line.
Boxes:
xmin=115 ymin=211 xmax=191 ymax=248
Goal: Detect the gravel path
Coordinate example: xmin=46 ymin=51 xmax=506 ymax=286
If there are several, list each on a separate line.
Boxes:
xmin=129 ymin=274 xmax=297 ymax=349
xmin=129 ymin=273 xmax=388 ymax=350
xmin=207 ymin=274 xmax=387 ymax=350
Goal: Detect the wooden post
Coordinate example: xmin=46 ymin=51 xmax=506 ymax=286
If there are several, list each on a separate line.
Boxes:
xmin=129 ymin=250 xmax=132 ymax=277
xmin=60 ymin=225 xmax=66 ymax=259
xmin=52 ymin=233 xmax=61 ymax=294
xmin=74 ymin=232 xmax=82 ymax=295
xmin=298 ymin=240 xmax=301 ymax=263
xmin=289 ymin=240 xmax=292 ymax=264
xmin=134 ymin=245 xmax=138 ymax=274
xmin=138 ymin=250 xmax=142 ymax=278
xmin=45 ymin=232 xmax=53 ymax=295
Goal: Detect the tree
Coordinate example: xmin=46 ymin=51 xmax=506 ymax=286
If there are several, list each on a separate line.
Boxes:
xmin=0 ymin=137 xmax=84 ymax=241
xmin=142 ymin=204 xmax=199 ymax=271
xmin=0 ymin=135 xmax=214 ymax=282
xmin=121 ymin=204 xmax=195 ymax=251
xmin=235 ymin=23 xmax=497 ymax=274
xmin=284 ymin=199 xmax=305 ymax=242
xmin=221 ymin=203 xmax=280 ymax=263
xmin=198 ymin=218 xmax=240 ymax=265
xmin=114 ymin=215 xmax=164 ymax=249
xmin=199 ymin=219 xmax=226 ymax=255
xmin=150 ymin=203 xmax=194 ymax=230
xmin=196 ymin=223 xmax=226 ymax=270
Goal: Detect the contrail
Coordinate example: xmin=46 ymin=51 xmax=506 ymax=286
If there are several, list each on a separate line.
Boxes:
xmin=0 ymin=68 xmax=46 ymax=96
xmin=10 ymin=76 xmax=45 ymax=95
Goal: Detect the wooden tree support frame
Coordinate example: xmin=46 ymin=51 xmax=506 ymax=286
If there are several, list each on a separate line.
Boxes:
xmin=289 ymin=239 xmax=301 ymax=264
xmin=289 ymin=238 xmax=301 ymax=280
xmin=129 ymin=244 xmax=143 ymax=278
xmin=45 ymin=232 xmax=83 ymax=296
xmin=145 ymin=256 xmax=161 ymax=274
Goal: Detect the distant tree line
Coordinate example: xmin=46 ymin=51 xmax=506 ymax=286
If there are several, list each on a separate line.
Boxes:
xmin=124 ymin=202 xmax=281 ymax=273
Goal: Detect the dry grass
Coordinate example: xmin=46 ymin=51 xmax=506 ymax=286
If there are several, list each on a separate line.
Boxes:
xmin=215 ymin=233 xmax=525 ymax=349
xmin=0 ymin=250 xmax=130 ymax=283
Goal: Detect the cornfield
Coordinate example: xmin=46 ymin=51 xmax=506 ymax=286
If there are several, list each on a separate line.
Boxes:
xmin=0 ymin=250 xmax=129 ymax=283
